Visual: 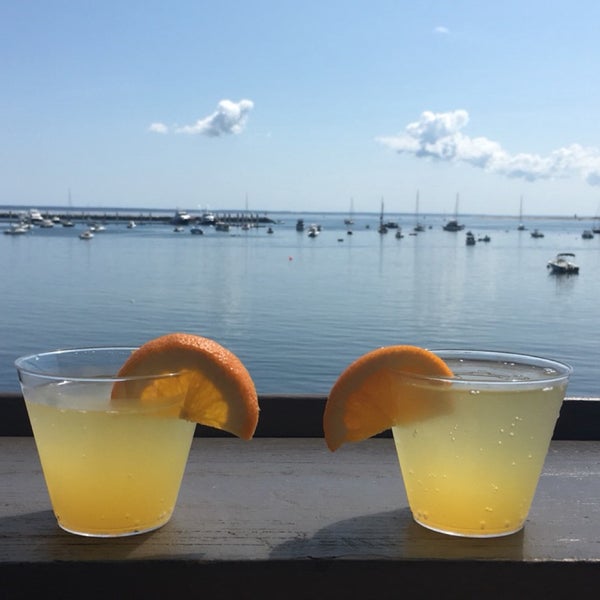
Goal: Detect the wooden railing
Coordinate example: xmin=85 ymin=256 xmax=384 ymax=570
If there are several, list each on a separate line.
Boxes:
xmin=2 ymin=393 xmax=599 ymax=599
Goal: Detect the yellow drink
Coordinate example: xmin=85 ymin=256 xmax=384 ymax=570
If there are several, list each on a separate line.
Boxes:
xmin=25 ymin=385 xmax=195 ymax=537
xmin=392 ymin=353 xmax=570 ymax=537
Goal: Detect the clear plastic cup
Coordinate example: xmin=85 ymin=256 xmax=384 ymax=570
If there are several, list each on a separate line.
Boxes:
xmin=15 ymin=347 xmax=195 ymax=537
xmin=391 ymin=350 xmax=571 ymax=537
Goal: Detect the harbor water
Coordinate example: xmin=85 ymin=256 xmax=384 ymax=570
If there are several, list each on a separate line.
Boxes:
xmin=1 ymin=210 xmax=598 ymax=397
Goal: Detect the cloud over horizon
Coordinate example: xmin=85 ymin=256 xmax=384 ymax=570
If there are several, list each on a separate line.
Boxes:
xmin=377 ymin=109 xmax=600 ymax=186
xmin=149 ymin=99 xmax=254 ymax=137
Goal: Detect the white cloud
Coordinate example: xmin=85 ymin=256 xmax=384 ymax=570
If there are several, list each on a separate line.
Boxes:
xmin=147 ymin=99 xmax=254 ymax=137
xmin=176 ymin=99 xmax=254 ymax=136
xmin=377 ymin=109 xmax=600 ymax=185
xmin=148 ymin=122 xmax=169 ymax=134
xmin=434 ymin=26 xmax=450 ymax=34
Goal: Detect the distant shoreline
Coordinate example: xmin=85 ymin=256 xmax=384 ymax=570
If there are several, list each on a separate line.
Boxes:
xmin=0 ymin=205 xmax=596 ymax=222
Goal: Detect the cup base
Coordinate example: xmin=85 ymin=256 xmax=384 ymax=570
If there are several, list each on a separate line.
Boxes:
xmin=413 ymin=517 xmax=524 ymax=538
xmin=58 ymin=519 xmax=170 ymax=538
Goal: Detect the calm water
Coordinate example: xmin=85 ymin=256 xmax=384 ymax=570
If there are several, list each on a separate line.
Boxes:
xmin=2 ymin=211 xmax=598 ymax=397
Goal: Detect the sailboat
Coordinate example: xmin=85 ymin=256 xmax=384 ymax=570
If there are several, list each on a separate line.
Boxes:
xmin=443 ymin=193 xmax=465 ymax=231
xmin=413 ymin=190 xmax=425 ymax=232
xmin=344 ymin=198 xmax=354 ymax=226
xmin=378 ymin=199 xmax=388 ymax=234
xmin=517 ymin=195 xmax=527 ymax=231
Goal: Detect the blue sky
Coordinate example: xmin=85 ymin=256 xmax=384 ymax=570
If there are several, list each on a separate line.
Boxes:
xmin=2 ymin=0 xmax=600 ymax=216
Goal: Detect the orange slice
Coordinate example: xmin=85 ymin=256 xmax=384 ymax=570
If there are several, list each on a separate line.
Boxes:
xmin=111 ymin=333 xmax=258 ymax=439
xmin=323 ymin=346 xmax=453 ymax=451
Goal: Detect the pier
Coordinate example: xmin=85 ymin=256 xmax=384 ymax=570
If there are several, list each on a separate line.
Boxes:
xmin=0 ymin=208 xmax=276 ymax=226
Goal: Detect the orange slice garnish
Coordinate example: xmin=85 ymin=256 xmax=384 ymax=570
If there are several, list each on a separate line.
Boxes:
xmin=324 ymin=346 xmax=453 ymax=451
xmin=111 ymin=333 xmax=258 ymax=439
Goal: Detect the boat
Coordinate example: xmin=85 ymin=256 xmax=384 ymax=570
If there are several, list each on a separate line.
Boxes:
xmin=465 ymin=231 xmax=476 ymax=245
xmin=79 ymin=230 xmax=94 ymax=240
xmin=267 ymin=227 xmax=274 ymax=234
xmin=61 ymin=219 xmax=74 ymax=227
xmin=443 ymin=193 xmax=465 ymax=231
xmin=215 ymin=222 xmax=230 ymax=232
xmin=198 ymin=211 xmax=216 ymax=225
xmin=172 ymin=210 xmax=192 ymax=225
xmin=547 ymin=253 xmax=579 ymax=274
xmin=582 ymin=230 xmax=594 ymax=239
xmin=344 ymin=198 xmax=354 ymax=226
xmin=4 ymin=224 xmax=28 ymax=235
xmin=378 ymin=199 xmax=388 ymax=234
xmin=39 ymin=219 xmax=54 ymax=228
xmin=28 ymin=208 xmax=43 ymax=223
xmin=395 ymin=229 xmax=403 ymax=239
xmin=531 ymin=229 xmax=544 ymax=238
xmin=478 ymin=235 xmax=491 ymax=242
xmin=127 ymin=220 xmax=136 ymax=229
xmin=517 ymin=195 xmax=527 ymax=230
xmin=307 ymin=224 xmax=320 ymax=237
xmin=413 ymin=191 xmax=425 ymax=232
xmin=295 ymin=219 xmax=305 ymax=232
xmin=190 ymin=226 xmax=204 ymax=235
xmin=173 ymin=226 xmax=185 ymax=232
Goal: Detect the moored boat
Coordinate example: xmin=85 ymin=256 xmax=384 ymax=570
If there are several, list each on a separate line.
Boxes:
xmin=547 ymin=253 xmax=579 ymax=274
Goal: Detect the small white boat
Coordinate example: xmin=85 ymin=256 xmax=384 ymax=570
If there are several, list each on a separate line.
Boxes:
xmin=307 ymin=225 xmax=320 ymax=237
xmin=4 ymin=224 xmax=29 ymax=235
xmin=28 ymin=208 xmax=43 ymax=223
xmin=127 ymin=220 xmax=136 ymax=229
xmin=79 ymin=230 xmax=94 ymax=240
xmin=547 ymin=253 xmax=579 ymax=274
xmin=39 ymin=219 xmax=54 ymax=228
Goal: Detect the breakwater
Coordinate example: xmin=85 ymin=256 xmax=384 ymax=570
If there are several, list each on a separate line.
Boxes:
xmin=0 ymin=208 xmax=275 ymax=226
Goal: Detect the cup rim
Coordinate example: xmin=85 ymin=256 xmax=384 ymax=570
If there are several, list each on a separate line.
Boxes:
xmin=391 ymin=349 xmax=573 ymax=389
xmin=14 ymin=346 xmax=180 ymax=383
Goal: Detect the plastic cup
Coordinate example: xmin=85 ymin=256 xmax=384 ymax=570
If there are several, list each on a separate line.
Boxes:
xmin=391 ymin=350 xmax=571 ymax=537
xmin=15 ymin=347 xmax=195 ymax=537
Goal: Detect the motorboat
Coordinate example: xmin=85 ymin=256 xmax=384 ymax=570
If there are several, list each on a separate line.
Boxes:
xmin=478 ymin=235 xmax=491 ymax=242
xmin=582 ymin=230 xmax=594 ymax=239
xmin=198 ymin=212 xmax=216 ymax=225
xmin=172 ymin=210 xmax=192 ymax=225
xmin=79 ymin=230 xmax=94 ymax=240
xmin=531 ymin=229 xmax=544 ymax=238
xmin=395 ymin=229 xmax=403 ymax=239
xmin=547 ymin=253 xmax=579 ymax=275
xmin=4 ymin=224 xmax=29 ymax=235
xmin=39 ymin=219 xmax=54 ymax=228
xmin=295 ymin=219 xmax=305 ymax=232
xmin=215 ymin=222 xmax=230 ymax=232
xmin=443 ymin=219 xmax=465 ymax=232
xmin=465 ymin=231 xmax=476 ymax=245
xmin=307 ymin=225 xmax=319 ymax=238
xmin=127 ymin=220 xmax=136 ymax=229
xmin=28 ymin=208 xmax=43 ymax=223
xmin=190 ymin=226 xmax=204 ymax=235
